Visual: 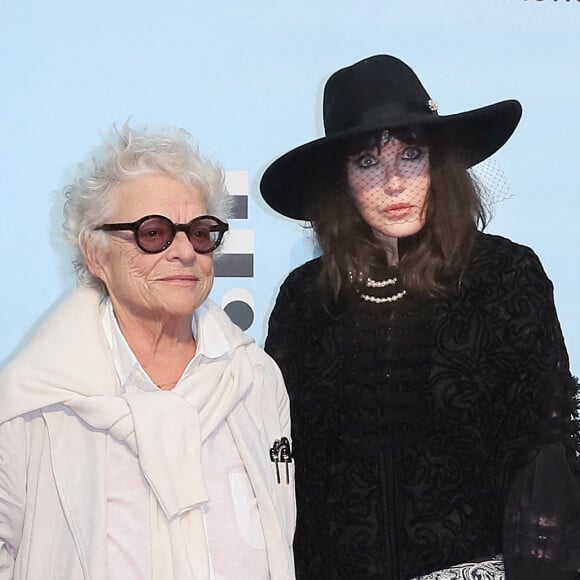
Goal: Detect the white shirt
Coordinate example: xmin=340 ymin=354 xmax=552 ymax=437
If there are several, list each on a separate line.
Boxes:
xmin=102 ymin=300 xmax=269 ymax=580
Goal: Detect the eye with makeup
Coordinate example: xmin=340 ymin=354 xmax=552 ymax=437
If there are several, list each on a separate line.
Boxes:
xmin=401 ymin=145 xmax=426 ymax=161
xmin=352 ymin=152 xmax=378 ymax=168
xmin=351 ymin=144 xmax=426 ymax=170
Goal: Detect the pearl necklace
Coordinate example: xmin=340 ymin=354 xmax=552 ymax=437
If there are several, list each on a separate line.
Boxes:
xmin=365 ymin=276 xmax=396 ymax=288
xmin=361 ymin=289 xmax=407 ymax=303
xmin=359 ymin=276 xmax=407 ymax=304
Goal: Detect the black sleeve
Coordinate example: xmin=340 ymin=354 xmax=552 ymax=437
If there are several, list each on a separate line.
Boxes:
xmin=265 ymin=260 xmax=324 ymax=392
xmin=265 ymin=263 xmax=334 ymax=579
xmin=264 ymin=275 xmax=301 ymax=383
xmin=493 ymin=246 xmax=580 ymax=579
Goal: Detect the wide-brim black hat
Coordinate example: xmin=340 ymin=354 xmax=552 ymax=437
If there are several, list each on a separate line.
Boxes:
xmin=260 ymin=54 xmax=522 ymax=220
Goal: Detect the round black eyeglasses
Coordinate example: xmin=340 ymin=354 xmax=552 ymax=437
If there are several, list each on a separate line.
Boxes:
xmin=95 ymin=214 xmax=229 ymax=254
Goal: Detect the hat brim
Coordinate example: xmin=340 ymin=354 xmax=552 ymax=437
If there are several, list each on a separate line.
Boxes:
xmin=260 ymin=99 xmax=522 ymax=220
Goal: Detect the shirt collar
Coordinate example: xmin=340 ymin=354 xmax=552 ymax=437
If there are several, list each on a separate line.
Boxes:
xmin=101 ymin=299 xmax=231 ymax=391
xmin=192 ymin=300 xmax=230 ymax=360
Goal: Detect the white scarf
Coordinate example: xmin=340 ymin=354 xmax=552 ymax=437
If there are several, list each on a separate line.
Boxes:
xmin=0 ymin=287 xmax=294 ymax=580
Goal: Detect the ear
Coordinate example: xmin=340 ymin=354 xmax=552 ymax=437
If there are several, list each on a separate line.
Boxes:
xmin=82 ymin=232 xmax=107 ymax=281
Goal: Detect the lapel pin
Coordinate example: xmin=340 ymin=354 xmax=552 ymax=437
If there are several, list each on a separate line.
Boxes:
xmin=269 ymin=437 xmax=293 ymax=484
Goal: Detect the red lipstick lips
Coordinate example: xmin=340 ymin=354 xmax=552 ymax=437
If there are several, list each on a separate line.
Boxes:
xmin=385 ymin=203 xmax=414 ymax=216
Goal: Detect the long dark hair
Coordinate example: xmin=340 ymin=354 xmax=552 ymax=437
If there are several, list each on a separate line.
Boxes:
xmin=308 ymin=127 xmax=489 ymax=300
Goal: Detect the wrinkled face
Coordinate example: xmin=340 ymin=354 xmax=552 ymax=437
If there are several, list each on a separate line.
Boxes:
xmin=86 ymin=174 xmax=215 ymax=322
xmin=347 ymin=131 xmax=431 ymax=244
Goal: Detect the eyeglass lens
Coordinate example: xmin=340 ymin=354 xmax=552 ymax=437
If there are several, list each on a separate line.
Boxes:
xmin=136 ymin=216 xmax=222 ymax=254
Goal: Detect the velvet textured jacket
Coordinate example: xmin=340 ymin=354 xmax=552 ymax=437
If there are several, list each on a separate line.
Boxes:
xmin=265 ymin=232 xmax=580 ymax=580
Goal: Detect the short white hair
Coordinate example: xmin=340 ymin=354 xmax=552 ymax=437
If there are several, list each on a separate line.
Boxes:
xmin=63 ymin=122 xmax=231 ymax=293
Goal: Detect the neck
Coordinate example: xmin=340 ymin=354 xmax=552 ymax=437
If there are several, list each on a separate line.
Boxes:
xmin=111 ymin=300 xmax=197 ymax=390
xmin=377 ymin=234 xmax=399 ymax=266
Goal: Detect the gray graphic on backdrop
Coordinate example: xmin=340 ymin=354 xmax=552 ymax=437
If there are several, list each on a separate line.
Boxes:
xmin=215 ymin=190 xmax=253 ymax=278
xmin=215 ymin=171 xmax=255 ymax=331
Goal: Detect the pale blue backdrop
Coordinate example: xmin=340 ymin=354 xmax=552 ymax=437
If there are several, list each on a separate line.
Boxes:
xmin=1 ymin=0 xmax=578 ymax=374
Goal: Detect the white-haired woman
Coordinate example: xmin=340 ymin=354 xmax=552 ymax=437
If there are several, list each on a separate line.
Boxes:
xmin=0 ymin=124 xmax=295 ymax=580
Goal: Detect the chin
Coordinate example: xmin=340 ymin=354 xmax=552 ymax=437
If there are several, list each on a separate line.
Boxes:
xmin=376 ymin=219 xmax=426 ymax=240
xmin=160 ymin=292 xmax=209 ymax=317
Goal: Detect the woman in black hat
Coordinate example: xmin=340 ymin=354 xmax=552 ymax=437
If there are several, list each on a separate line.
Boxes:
xmin=261 ymin=55 xmax=580 ymax=579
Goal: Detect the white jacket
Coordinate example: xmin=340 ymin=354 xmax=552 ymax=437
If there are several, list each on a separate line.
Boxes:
xmin=0 ymin=287 xmax=295 ymax=580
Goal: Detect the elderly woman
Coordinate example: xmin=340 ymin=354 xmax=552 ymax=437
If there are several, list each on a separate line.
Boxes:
xmin=0 ymin=124 xmax=295 ymax=580
xmin=260 ymin=55 xmax=580 ymax=579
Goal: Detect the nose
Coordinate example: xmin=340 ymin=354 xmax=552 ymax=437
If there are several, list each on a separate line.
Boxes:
xmin=166 ymin=231 xmax=197 ymax=262
xmin=383 ymin=168 xmax=404 ymax=196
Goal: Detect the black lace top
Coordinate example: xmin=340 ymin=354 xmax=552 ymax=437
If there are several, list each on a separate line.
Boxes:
xmin=265 ymin=233 xmax=580 ymax=580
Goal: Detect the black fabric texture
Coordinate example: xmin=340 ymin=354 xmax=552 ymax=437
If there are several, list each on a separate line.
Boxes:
xmin=264 ymin=232 xmax=580 ymax=580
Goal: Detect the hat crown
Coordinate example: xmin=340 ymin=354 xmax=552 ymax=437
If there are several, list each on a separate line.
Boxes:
xmin=323 ymin=55 xmax=433 ymax=136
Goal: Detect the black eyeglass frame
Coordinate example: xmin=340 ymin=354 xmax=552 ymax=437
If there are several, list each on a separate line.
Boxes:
xmin=95 ymin=214 xmax=229 ymax=254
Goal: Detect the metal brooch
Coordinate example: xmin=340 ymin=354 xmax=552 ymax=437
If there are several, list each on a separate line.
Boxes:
xmin=427 ymin=99 xmax=438 ymax=112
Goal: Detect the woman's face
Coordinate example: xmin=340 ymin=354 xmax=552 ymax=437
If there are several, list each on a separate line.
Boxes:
xmin=347 ymin=132 xmax=430 ymax=244
xmin=86 ymin=173 xmax=215 ymax=323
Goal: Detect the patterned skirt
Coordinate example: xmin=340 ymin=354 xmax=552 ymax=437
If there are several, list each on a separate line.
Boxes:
xmin=412 ymin=556 xmax=504 ymax=579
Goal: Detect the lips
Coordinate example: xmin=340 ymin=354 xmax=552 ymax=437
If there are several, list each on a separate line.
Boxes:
xmin=158 ymin=275 xmax=200 ymax=283
xmin=384 ymin=203 xmax=416 ymax=216
xmin=386 ymin=203 xmax=414 ymax=211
